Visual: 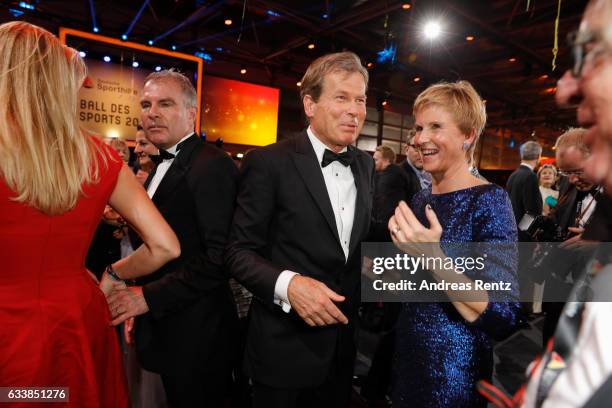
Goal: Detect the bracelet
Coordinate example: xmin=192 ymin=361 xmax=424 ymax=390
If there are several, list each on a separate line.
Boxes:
xmin=104 ymin=264 xmax=122 ymax=281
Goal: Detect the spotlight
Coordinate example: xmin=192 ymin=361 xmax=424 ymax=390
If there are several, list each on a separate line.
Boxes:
xmin=148 ymin=40 xmax=154 ymax=46
xmin=367 ymin=62 xmax=374 ymax=68
xmin=132 ymin=61 xmax=139 ymax=68
xmin=508 ymin=57 xmax=517 ymax=62
xmin=171 ymin=45 xmax=177 ymax=51
xmin=225 ymin=19 xmax=232 ymax=26
xmin=121 ymin=34 xmax=127 ymax=41
xmin=240 ymin=66 xmax=247 ymax=75
xmin=540 ymin=74 xmax=549 ymax=80
xmin=296 ymin=81 xmax=302 ymax=87
xmin=308 ymin=43 xmax=315 ymax=50
xmin=382 ymin=100 xmax=388 ymax=107
xmin=78 ymin=51 xmax=87 ymax=58
xmin=402 ymin=3 xmax=411 ymax=9
xmin=413 ymin=77 xmax=421 ymax=82
xmin=93 ymin=27 xmax=99 ymax=33
xmin=155 ymin=66 xmax=162 ymax=72
xmin=466 ymin=35 xmax=475 ymax=41
xmin=237 ymin=153 xmax=244 ymax=159
xmin=103 ymin=56 xmax=111 ymax=62
xmin=423 ymin=21 xmax=441 ymax=40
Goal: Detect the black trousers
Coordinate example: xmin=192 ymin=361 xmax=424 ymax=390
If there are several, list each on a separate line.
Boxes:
xmin=161 ymin=367 xmax=228 ymax=408
xmin=252 ymin=358 xmax=353 ymax=408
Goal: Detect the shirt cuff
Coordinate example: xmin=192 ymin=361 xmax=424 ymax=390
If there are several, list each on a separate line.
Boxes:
xmin=274 ymin=270 xmax=299 ymax=313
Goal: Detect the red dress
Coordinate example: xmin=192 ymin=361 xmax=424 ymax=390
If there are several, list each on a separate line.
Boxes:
xmin=0 ymin=139 xmax=129 ymax=407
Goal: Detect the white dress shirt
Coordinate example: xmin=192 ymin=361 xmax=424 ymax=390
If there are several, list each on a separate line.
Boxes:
xmin=146 ymin=132 xmax=194 ymax=198
xmin=273 ymin=127 xmax=357 ymax=312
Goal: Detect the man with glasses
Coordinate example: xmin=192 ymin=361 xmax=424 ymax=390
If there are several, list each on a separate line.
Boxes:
xmin=521 ymin=1 xmax=612 ymax=406
xmin=540 ymin=128 xmax=601 ymax=345
xmin=401 ymin=130 xmax=431 ymax=193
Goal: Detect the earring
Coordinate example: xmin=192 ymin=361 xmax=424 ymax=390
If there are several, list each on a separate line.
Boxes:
xmin=463 ymin=141 xmax=470 ymax=151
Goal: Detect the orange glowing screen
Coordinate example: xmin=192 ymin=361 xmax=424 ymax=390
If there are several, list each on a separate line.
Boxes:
xmin=201 ymin=76 xmax=279 ymax=146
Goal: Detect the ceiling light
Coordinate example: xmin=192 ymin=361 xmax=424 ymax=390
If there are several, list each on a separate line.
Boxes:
xmin=78 ymin=51 xmax=86 ymax=58
xmin=540 ymin=74 xmax=549 ymax=80
xmin=132 ymin=61 xmax=139 ymax=68
xmin=308 ymin=43 xmax=315 ymax=50
xmin=121 ymin=34 xmax=127 ymax=41
xmin=225 ymin=19 xmax=232 ymax=26
xmin=402 ymin=3 xmax=411 ymax=9
xmin=413 ymin=77 xmax=421 ymax=82
xmin=466 ymin=35 xmax=474 ymax=41
xmin=367 ymin=62 xmax=374 ymax=68
xmin=423 ymin=21 xmax=442 ymax=40
xmin=382 ymin=100 xmax=388 ymax=107
xmin=296 ymin=81 xmax=302 ymax=87
xmin=93 ymin=27 xmax=99 ymax=33
xmin=103 ymin=56 xmax=111 ymax=62
xmin=508 ymin=57 xmax=517 ymax=62
xmin=240 ymin=66 xmax=247 ymax=75
xmin=155 ymin=66 xmax=162 ymax=72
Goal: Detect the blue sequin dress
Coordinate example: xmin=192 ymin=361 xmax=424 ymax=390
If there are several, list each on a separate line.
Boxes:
xmin=392 ymin=184 xmax=523 ymax=408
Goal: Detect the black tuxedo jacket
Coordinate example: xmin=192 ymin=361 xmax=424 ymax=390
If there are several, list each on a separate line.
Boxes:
xmin=136 ymin=134 xmax=239 ymax=376
xmin=370 ymin=163 xmax=420 ymax=241
xmin=506 ymin=164 xmax=543 ymax=224
xmin=225 ymin=131 xmax=375 ymax=388
xmin=401 ymin=161 xmax=424 ymax=201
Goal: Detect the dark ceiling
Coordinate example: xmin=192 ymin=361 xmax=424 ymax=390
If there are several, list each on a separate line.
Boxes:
xmin=1 ymin=0 xmax=588 ymax=149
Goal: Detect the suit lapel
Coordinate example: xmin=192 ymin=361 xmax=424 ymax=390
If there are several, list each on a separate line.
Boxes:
xmin=291 ymin=132 xmax=341 ymax=245
xmin=348 ymin=146 xmax=370 ymax=257
xmin=151 ymin=134 xmax=200 ymax=207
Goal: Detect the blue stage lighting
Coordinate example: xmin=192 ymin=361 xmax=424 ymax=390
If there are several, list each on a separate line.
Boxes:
xmin=121 ymin=34 xmax=128 ymax=41
xmin=376 ymin=45 xmax=397 ymax=64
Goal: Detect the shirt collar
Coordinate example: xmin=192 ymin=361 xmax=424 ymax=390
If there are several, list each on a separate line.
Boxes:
xmin=166 ymin=132 xmax=195 ymax=155
xmin=306 ymin=126 xmax=347 ymax=166
xmin=406 ymin=159 xmax=423 ymax=175
xmin=521 ymin=162 xmax=535 ymax=171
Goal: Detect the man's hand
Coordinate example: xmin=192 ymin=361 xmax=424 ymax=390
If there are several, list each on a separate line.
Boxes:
xmin=107 ymin=286 xmax=149 ymax=326
xmin=124 ymin=317 xmax=135 ymax=345
xmin=99 ymin=271 xmax=127 ymax=298
xmin=287 ymin=275 xmax=348 ymax=327
xmin=560 ymin=227 xmax=597 ymax=250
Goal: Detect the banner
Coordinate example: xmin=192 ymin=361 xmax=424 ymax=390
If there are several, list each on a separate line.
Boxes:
xmin=78 ymin=60 xmax=149 ymax=140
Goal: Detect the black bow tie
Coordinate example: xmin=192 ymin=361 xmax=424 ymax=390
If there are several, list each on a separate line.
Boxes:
xmin=321 ymin=149 xmax=353 ymax=167
xmin=149 ymin=137 xmax=191 ymax=165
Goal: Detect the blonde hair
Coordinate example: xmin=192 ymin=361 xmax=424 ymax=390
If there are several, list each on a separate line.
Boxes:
xmin=108 ymin=138 xmax=129 ymax=163
xmin=413 ymin=80 xmax=486 ymax=163
xmin=375 ymin=145 xmax=396 ymax=163
xmin=537 ymin=163 xmax=558 ymax=180
xmin=0 ymin=21 xmax=105 ymax=215
xmin=300 ymin=51 xmax=368 ymax=102
xmin=554 ymin=127 xmax=590 ymax=156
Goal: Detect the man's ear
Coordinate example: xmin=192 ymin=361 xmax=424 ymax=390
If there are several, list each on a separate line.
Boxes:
xmin=188 ymin=106 xmax=197 ymax=128
xmin=303 ymin=95 xmax=316 ymax=119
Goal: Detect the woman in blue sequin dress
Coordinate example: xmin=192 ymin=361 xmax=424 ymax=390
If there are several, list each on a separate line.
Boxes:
xmin=388 ymin=81 xmax=523 ymax=408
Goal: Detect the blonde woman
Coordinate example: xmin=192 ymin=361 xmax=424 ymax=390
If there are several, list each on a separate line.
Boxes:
xmin=0 ymin=22 xmax=179 ymax=406
xmin=537 ymin=164 xmax=559 ymax=216
xmin=389 ymin=81 xmax=522 ymax=407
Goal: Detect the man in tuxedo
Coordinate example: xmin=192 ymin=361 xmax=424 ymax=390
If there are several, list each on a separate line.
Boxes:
xmin=506 ymin=140 xmax=543 ymax=226
xmin=108 ymin=69 xmax=239 ymax=407
xmin=371 ymin=145 xmax=414 ymax=241
xmin=225 ymin=52 xmax=374 ymax=408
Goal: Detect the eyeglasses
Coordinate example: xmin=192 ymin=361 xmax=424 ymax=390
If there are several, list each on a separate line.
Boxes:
xmin=567 ymin=29 xmax=610 ymax=78
xmin=558 ymin=168 xmax=584 ymax=178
